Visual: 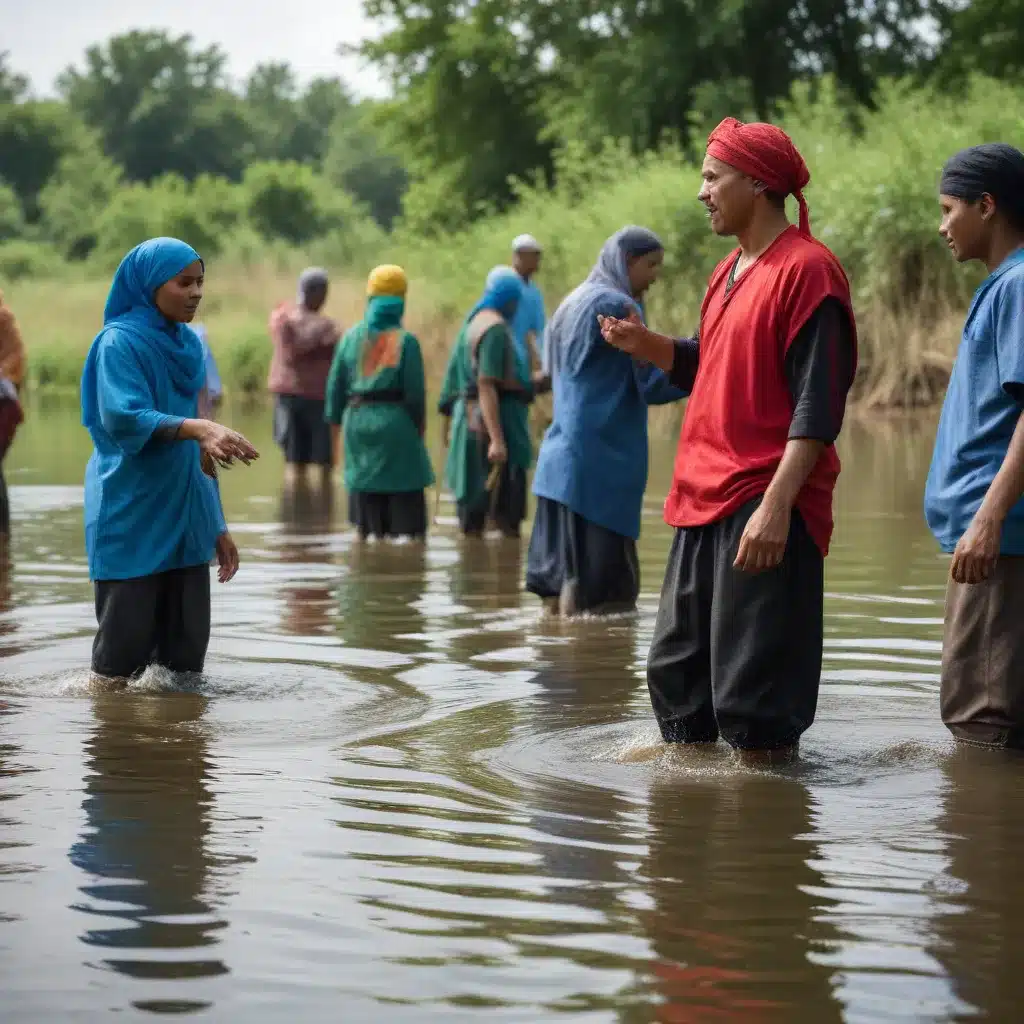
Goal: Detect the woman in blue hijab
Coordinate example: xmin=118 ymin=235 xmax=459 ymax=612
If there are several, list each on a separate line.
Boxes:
xmin=527 ymin=226 xmax=685 ymax=615
xmin=81 ymin=237 xmax=259 ymax=682
xmin=438 ymin=266 xmax=549 ymax=536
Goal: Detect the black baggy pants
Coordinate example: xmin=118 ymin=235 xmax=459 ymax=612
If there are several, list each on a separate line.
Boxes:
xmin=647 ymin=497 xmax=824 ymax=751
xmin=92 ymin=564 xmax=211 ymax=680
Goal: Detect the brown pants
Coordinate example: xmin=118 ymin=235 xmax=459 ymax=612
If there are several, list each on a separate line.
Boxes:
xmin=941 ymin=556 xmax=1024 ymax=748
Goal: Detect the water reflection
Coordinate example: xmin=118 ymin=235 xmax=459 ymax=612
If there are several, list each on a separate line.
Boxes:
xmin=637 ymin=771 xmax=840 ymax=1023
xmin=935 ymin=747 xmax=1024 ymax=1018
xmin=277 ymin=482 xmax=335 ymax=637
xmin=68 ymin=692 xmax=225 ymax=1014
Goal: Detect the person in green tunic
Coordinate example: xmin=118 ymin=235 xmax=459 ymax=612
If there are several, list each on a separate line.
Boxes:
xmin=439 ymin=266 xmax=548 ymax=538
xmin=325 ymin=264 xmax=434 ymax=539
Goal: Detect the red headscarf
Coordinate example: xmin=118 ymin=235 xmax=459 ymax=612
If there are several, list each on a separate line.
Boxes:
xmin=706 ymin=117 xmax=812 ymax=235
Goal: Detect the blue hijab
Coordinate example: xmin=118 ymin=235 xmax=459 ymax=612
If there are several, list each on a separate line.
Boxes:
xmin=82 ymin=238 xmax=205 ymax=430
xmin=543 ymin=226 xmax=662 ymax=379
xmin=469 ymin=265 xmax=524 ymax=321
xmin=81 ymin=237 xmax=225 ymax=582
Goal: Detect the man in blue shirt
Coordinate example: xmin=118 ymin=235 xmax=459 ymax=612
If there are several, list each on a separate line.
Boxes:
xmin=510 ymin=234 xmax=547 ymax=374
xmin=924 ymin=143 xmax=1024 ymax=748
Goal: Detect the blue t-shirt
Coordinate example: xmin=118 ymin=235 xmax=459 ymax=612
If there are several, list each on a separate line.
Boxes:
xmin=924 ymin=248 xmax=1024 ymax=554
xmin=510 ymin=279 xmax=546 ymax=366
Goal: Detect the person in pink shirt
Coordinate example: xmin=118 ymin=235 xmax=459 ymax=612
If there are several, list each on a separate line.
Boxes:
xmin=267 ymin=267 xmax=340 ymax=489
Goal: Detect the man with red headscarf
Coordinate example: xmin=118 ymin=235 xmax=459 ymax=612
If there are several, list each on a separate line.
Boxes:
xmin=601 ymin=117 xmax=858 ymax=759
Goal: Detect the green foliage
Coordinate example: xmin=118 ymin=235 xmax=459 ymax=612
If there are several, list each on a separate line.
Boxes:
xmin=242 ymin=161 xmax=367 ymax=245
xmin=0 ymin=179 xmax=24 ymax=241
xmin=0 ymin=239 xmax=63 ymax=281
xmin=59 ymin=30 xmax=253 ymax=183
xmin=0 ymin=52 xmax=29 ymax=104
xmin=220 ymin=328 xmax=271 ymax=396
xmin=37 ymin=134 xmax=123 ymax=259
xmin=0 ymin=100 xmax=82 ymax=219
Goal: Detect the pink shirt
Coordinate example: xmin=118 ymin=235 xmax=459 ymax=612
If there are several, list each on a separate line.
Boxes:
xmin=267 ymin=303 xmax=339 ymax=400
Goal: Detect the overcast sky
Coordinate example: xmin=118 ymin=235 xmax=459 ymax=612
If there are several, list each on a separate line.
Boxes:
xmin=3 ymin=0 xmax=386 ymax=97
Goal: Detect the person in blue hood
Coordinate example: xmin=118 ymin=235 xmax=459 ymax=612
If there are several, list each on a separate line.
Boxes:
xmin=81 ymin=237 xmax=259 ymax=682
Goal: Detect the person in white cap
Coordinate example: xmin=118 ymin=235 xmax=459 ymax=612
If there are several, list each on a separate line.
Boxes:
xmin=511 ymin=234 xmax=547 ymax=376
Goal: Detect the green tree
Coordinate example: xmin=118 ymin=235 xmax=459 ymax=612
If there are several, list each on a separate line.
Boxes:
xmin=934 ymin=0 xmax=1024 ymax=81
xmin=355 ymin=0 xmax=553 ymax=232
xmin=323 ymin=102 xmax=408 ymax=228
xmin=38 ymin=134 xmax=124 ymax=258
xmin=0 ymin=52 xmax=29 ymax=104
xmin=244 ymin=65 xmax=351 ymax=166
xmin=0 ymin=100 xmax=81 ymax=220
xmin=58 ymin=30 xmax=254 ymax=182
xmin=0 ymin=179 xmax=24 ymax=240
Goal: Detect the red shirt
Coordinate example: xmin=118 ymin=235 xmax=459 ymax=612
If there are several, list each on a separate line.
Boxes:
xmin=267 ymin=303 xmax=339 ymax=400
xmin=663 ymin=226 xmax=857 ymax=556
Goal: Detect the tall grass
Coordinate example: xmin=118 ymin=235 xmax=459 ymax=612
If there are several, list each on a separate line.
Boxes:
xmin=7 ymin=75 xmax=1022 ymax=422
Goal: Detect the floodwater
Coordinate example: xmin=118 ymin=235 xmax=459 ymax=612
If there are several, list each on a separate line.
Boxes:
xmin=1 ymin=401 xmax=1022 ymax=1023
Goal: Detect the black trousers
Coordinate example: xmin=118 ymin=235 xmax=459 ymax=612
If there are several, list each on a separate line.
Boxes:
xmin=647 ymin=497 xmax=824 ymax=751
xmin=349 ymin=489 xmax=428 ymax=539
xmin=525 ymin=496 xmax=640 ymax=613
xmin=457 ymin=464 xmax=527 ymax=536
xmin=92 ymin=565 xmax=212 ymax=680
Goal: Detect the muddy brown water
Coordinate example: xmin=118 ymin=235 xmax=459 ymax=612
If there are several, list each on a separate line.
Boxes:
xmin=1 ymin=402 xmax=1021 ymax=1022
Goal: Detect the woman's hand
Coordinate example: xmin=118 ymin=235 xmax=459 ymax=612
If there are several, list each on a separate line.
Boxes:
xmin=216 ymin=532 xmax=240 ymax=583
xmin=183 ymin=420 xmax=259 ymax=468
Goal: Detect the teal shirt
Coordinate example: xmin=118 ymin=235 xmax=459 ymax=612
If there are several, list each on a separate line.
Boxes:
xmin=325 ymin=323 xmax=435 ymax=494
xmin=441 ymin=318 xmax=533 ymax=508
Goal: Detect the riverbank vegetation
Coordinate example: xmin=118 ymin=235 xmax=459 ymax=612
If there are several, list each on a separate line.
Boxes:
xmin=1 ymin=1 xmax=1021 ymax=412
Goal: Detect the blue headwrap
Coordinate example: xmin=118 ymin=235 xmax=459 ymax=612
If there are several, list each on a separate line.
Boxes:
xmin=543 ymin=225 xmax=663 ymax=378
xmin=83 ymin=237 xmax=205 ymax=429
xmin=469 ymin=265 xmax=524 ymax=321
xmin=940 ymin=143 xmax=1024 ymax=228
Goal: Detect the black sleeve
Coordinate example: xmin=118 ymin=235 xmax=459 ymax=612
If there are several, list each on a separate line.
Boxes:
xmin=668 ymin=335 xmax=699 ymax=392
xmin=785 ymin=297 xmax=855 ymax=444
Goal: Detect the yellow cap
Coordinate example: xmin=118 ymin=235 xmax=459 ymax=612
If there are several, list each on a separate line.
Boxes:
xmin=367 ymin=264 xmax=407 ymax=298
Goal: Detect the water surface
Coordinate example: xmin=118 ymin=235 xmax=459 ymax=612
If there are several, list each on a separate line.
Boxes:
xmin=2 ymin=403 xmax=1021 ymax=1022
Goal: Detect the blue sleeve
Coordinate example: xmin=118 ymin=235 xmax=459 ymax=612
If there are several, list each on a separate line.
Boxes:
xmin=204 ymin=345 xmax=223 ymax=400
xmin=634 ymin=362 xmax=686 ymax=406
xmin=996 ymin=277 xmax=1024 ymax=401
xmin=564 ymin=296 xmax=632 ymax=378
xmin=96 ymin=337 xmax=181 ymax=455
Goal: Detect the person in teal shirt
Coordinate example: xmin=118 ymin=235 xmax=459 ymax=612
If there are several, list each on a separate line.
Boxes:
xmin=325 ymin=264 xmax=434 ymax=539
xmin=439 ymin=266 xmax=549 ymax=537
xmin=510 ymin=234 xmax=547 ymax=372
xmin=81 ymin=237 xmax=259 ymax=682
xmin=924 ymin=143 xmax=1024 ymax=749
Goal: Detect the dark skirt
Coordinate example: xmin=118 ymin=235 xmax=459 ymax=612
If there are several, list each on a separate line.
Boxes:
xmin=273 ymin=394 xmax=332 ymax=466
xmin=525 ymin=496 xmax=639 ymax=614
xmin=456 ymin=464 xmax=527 ymax=536
xmin=92 ymin=564 xmax=212 ymax=680
xmin=349 ymin=489 xmax=428 ymax=539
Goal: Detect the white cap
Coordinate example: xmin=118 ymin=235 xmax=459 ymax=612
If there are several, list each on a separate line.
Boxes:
xmin=512 ymin=233 xmax=542 ymax=253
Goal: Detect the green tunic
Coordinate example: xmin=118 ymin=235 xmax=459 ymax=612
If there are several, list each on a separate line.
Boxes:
xmin=440 ymin=312 xmax=533 ymax=507
xmin=325 ymin=322 xmax=435 ymax=494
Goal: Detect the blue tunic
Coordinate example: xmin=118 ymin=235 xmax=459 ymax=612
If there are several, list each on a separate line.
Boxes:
xmin=81 ymin=238 xmax=226 ymax=582
xmin=510 ymin=278 xmax=546 ymax=366
xmin=925 ymin=248 xmax=1024 ymax=554
xmin=532 ymin=298 xmax=681 ymax=540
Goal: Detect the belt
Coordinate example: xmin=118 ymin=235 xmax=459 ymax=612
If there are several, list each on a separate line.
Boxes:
xmin=349 ymin=388 xmax=405 ymax=407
